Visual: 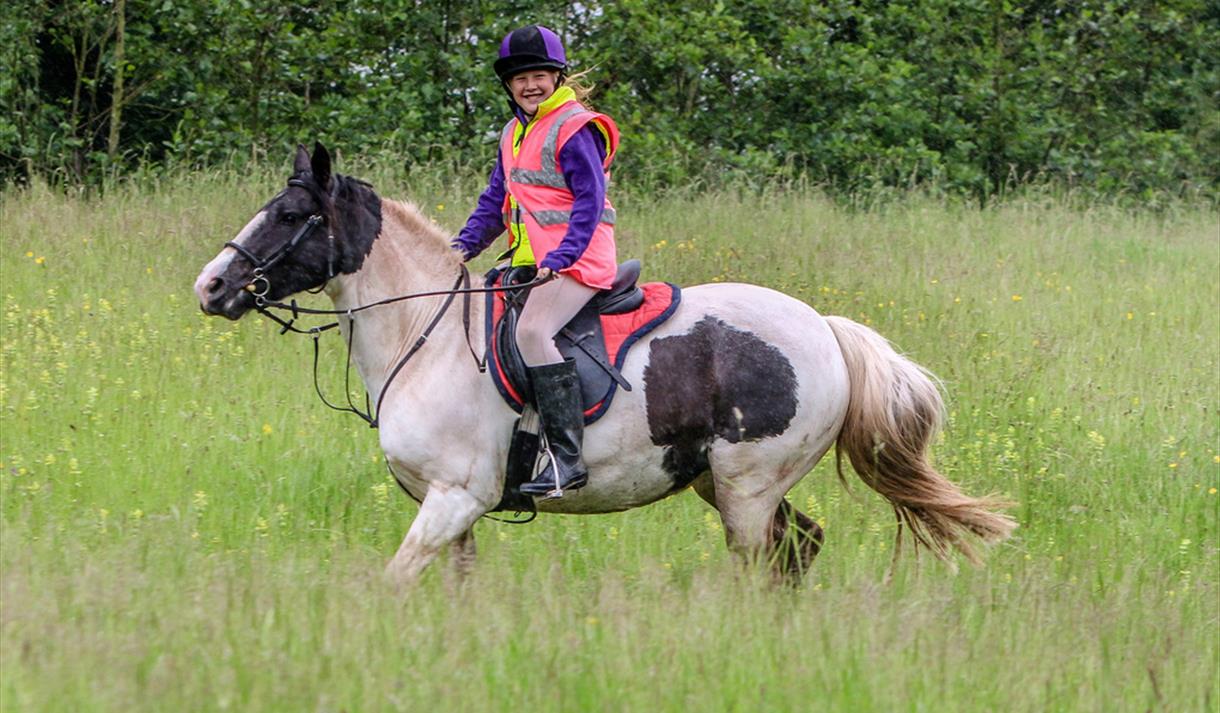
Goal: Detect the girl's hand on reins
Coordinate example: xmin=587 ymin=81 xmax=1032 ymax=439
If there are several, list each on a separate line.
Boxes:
xmin=535 ymin=267 xmax=555 ymax=282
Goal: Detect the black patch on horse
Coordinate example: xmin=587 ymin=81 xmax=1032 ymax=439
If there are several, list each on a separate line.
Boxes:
xmin=643 ymin=316 xmax=799 ymax=490
xmin=255 ymin=170 xmax=381 ymax=301
xmin=331 ymin=175 xmax=381 ymax=275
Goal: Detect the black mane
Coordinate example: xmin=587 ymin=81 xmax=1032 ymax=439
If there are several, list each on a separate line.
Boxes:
xmin=329 ymin=173 xmax=381 ymax=275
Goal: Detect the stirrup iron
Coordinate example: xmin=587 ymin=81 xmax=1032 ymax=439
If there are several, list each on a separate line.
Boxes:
xmin=539 ymin=439 xmax=565 ymax=499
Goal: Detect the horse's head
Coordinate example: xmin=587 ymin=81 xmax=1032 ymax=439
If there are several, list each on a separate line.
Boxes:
xmin=194 ymin=142 xmax=378 ymax=319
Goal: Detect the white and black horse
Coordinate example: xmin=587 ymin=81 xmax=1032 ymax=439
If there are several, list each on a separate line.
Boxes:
xmin=195 ymin=144 xmax=1015 ymax=586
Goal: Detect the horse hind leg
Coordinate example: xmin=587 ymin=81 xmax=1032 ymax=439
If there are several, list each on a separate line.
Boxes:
xmin=705 ymin=472 xmax=790 ymax=581
xmin=771 ymin=500 xmax=824 ymax=584
xmin=709 ymin=459 xmax=824 ymax=585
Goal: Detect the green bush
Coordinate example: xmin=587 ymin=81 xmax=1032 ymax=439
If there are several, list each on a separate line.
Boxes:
xmin=3 ymin=0 xmax=1216 ymax=199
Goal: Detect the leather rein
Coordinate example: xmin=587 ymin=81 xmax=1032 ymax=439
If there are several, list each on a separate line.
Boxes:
xmin=223 ymin=176 xmax=548 ymax=429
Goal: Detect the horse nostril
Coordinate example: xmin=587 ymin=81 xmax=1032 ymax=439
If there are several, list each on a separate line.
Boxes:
xmin=206 ymin=277 xmax=224 ymax=295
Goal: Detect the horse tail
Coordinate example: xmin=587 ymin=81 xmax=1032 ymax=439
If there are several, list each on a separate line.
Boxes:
xmin=824 ymin=316 xmax=1016 ymax=567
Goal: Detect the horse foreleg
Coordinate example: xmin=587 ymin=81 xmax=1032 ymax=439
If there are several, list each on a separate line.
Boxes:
xmin=384 ymin=483 xmax=485 ymax=590
xmin=444 ymin=528 xmax=478 ymax=589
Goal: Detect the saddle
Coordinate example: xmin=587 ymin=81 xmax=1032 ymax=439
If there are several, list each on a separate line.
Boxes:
xmin=485 ymin=260 xmax=681 ymax=424
xmin=484 ymin=260 xmax=681 ymax=512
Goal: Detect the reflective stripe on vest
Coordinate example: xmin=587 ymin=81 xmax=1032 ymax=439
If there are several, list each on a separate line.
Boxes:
xmin=499 ymin=102 xmax=620 ymax=273
xmin=531 ymin=207 xmax=616 ymax=227
xmin=509 ymin=107 xmax=584 ymax=188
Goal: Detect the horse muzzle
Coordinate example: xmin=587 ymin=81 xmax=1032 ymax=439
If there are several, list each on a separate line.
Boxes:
xmin=196 ymin=274 xmax=256 ymax=319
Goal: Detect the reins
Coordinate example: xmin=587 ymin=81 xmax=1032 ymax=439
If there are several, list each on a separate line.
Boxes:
xmin=250 ymin=266 xmax=550 ymax=428
xmin=224 ymin=172 xmax=547 ymax=523
xmin=220 ymin=172 xmax=548 ymax=426
xmin=255 ymin=266 xmax=547 ymax=526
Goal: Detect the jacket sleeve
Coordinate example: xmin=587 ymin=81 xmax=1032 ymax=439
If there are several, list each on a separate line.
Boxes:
xmin=537 ymin=125 xmax=607 ymax=273
xmin=451 ymin=156 xmax=507 ymax=261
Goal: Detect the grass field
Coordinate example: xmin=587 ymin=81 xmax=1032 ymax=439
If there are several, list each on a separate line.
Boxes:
xmin=2 ymin=167 xmax=1217 ymax=712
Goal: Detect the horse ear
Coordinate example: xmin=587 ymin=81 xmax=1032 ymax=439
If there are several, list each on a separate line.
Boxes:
xmin=293 ymin=144 xmax=311 ymax=174
xmin=311 ymin=141 xmax=332 ymax=190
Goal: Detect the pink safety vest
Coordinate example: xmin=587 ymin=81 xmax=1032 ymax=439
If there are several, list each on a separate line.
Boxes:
xmin=499 ymin=100 xmax=621 ymax=290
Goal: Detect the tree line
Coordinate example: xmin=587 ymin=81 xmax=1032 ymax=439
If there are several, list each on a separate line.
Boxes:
xmin=3 ymin=0 xmax=1216 ymax=198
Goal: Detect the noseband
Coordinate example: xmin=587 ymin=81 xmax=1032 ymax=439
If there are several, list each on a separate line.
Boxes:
xmin=224 ymin=177 xmax=336 ymax=303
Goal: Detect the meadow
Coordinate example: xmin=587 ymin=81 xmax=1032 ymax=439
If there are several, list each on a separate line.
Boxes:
xmin=1 ymin=166 xmax=1217 ymax=712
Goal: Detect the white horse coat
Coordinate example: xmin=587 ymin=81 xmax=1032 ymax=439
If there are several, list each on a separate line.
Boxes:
xmin=196 ymin=145 xmax=1014 ymax=586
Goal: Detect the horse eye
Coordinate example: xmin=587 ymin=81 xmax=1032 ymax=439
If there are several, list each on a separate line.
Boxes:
xmin=280 ymin=212 xmax=299 ymax=225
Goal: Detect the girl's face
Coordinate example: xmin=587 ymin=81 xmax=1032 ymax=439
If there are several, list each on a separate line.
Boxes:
xmin=508 ymin=70 xmax=560 ymax=116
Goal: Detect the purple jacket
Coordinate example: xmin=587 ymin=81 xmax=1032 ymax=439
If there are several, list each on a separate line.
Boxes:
xmin=453 ymin=125 xmax=607 ymax=272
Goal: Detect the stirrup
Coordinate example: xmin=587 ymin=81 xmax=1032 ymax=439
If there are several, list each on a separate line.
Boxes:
xmin=541 ymin=440 xmax=565 ymax=500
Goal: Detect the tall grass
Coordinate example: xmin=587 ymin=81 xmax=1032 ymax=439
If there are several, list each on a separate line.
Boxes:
xmin=1 ymin=168 xmax=1217 ymax=712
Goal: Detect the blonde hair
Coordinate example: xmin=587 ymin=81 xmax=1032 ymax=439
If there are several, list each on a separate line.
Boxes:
xmin=563 ymin=68 xmax=597 ymax=109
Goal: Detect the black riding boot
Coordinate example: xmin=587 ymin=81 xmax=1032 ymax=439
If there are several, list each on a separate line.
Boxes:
xmin=518 ymin=360 xmax=589 ymax=497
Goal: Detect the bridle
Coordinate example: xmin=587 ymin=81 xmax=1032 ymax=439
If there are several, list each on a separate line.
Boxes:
xmin=218 ymin=173 xmax=551 ymax=522
xmin=219 ymin=174 xmax=548 ymax=428
xmin=224 ymin=176 xmax=336 ymax=302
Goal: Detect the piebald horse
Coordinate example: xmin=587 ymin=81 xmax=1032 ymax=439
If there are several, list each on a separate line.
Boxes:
xmin=195 ymin=144 xmax=1015 ymax=587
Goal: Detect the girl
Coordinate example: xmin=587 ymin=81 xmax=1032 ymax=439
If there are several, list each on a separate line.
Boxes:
xmin=452 ymin=25 xmax=621 ymax=497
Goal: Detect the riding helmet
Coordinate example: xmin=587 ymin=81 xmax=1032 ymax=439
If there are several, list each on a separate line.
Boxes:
xmin=494 ymin=25 xmax=567 ymax=81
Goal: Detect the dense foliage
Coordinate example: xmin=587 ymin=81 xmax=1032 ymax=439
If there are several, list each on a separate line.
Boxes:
xmin=3 ymin=0 xmax=1217 ymax=197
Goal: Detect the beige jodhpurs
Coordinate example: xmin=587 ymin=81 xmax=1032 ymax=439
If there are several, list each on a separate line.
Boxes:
xmin=515 ymin=274 xmax=598 ymax=366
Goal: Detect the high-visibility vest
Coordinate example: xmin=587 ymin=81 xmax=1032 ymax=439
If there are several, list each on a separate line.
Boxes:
xmin=499 ymin=99 xmax=620 ymax=290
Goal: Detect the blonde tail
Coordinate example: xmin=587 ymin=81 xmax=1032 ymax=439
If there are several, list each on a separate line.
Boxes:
xmin=824 ymin=316 xmax=1016 ymax=566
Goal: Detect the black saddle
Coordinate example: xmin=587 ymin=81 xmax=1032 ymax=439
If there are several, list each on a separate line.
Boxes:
xmin=490 ymin=260 xmax=645 ymax=414
xmin=484 ymin=260 xmax=681 ymax=513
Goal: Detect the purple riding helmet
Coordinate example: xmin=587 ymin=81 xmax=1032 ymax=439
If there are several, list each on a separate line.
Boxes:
xmin=494 ymin=25 xmax=567 ymax=81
